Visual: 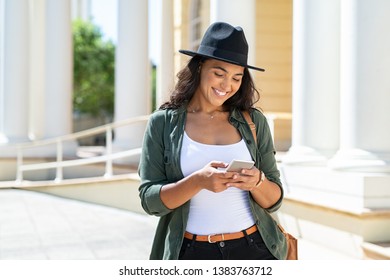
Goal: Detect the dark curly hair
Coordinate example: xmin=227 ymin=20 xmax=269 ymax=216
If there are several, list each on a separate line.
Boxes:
xmin=159 ymin=55 xmax=260 ymax=111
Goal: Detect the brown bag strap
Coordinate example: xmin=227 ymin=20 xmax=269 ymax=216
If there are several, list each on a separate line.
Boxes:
xmin=243 ymin=110 xmax=298 ymax=259
xmin=242 ymin=110 xmax=257 ymax=143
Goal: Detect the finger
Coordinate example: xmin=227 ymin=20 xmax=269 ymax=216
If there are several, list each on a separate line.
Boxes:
xmin=209 ymin=161 xmax=228 ymax=169
xmin=221 ymin=171 xmax=239 ymax=179
xmin=240 ymin=168 xmax=257 ymax=176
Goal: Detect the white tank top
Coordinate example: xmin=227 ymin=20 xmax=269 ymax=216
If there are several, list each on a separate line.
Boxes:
xmin=181 ymin=132 xmax=256 ymax=235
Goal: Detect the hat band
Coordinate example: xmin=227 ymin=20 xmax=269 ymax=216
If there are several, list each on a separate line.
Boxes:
xmin=197 ymin=45 xmax=248 ymax=66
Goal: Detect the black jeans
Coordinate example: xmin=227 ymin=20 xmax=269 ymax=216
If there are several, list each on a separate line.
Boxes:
xmin=179 ymin=230 xmax=277 ymax=260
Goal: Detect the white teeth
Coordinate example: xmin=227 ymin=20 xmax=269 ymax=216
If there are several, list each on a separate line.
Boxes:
xmin=215 ymin=89 xmax=227 ymax=96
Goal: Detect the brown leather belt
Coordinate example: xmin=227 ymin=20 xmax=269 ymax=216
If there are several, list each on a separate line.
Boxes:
xmin=184 ymin=224 xmax=258 ymax=243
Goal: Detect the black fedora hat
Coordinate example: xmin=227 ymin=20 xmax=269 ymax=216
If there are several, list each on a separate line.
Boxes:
xmin=179 ymin=22 xmax=265 ymax=72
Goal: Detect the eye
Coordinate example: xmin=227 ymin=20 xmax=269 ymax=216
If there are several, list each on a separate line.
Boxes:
xmin=214 ymin=72 xmax=224 ymax=77
xmin=233 ymin=77 xmax=242 ymax=82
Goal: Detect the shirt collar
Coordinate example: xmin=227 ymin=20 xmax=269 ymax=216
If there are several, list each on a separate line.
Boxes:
xmin=230 ymin=108 xmax=248 ymax=124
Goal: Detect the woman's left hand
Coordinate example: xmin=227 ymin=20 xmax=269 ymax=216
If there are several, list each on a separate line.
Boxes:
xmin=225 ymin=167 xmax=261 ymax=191
xmin=225 ymin=167 xmax=282 ymax=208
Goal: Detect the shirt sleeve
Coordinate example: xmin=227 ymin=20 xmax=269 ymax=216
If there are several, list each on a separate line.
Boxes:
xmin=138 ymin=111 xmax=173 ymax=217
xmin=253 ymin=109 xmax=284 ymax=212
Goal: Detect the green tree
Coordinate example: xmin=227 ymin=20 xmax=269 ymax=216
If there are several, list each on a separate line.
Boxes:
xmin=151 ymin=64 xmax=157 ymax=111
xmin=72 ymin=19 xmax=115 ymax=121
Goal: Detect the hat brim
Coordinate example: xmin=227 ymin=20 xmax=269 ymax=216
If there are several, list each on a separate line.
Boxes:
xmin=179 ymin=49 xmax=265 ymax=72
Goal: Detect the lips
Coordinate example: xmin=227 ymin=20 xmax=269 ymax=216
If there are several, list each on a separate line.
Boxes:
xmin=214 ymin=88 xmax=227 ymax=96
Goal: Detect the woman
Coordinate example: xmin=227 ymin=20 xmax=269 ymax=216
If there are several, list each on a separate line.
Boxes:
xmin=138 ymin=22 xmax=287 ymax=260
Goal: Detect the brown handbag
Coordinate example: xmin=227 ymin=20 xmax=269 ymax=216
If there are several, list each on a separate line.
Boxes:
xmin=242 ymin=111 xmax=298 ymax=260
xmin=278 ymin=224 xmax=298 ymax=260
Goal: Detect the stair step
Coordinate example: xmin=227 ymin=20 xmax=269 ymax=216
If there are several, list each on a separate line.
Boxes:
xmin=361 ymin=242 xmax=390 ymax=260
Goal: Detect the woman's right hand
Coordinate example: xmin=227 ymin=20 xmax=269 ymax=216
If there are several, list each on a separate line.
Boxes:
xmin=162 ymin=159 xmax=282 ymax=210
xmin=160 ymin=161 xmax=233 ymax=209
xmin=193 ymin=161 xmax=231 ymax=193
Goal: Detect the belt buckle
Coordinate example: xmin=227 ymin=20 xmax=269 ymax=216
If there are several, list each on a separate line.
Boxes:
xmin=208 ymin=233 xmax=224 ymax=243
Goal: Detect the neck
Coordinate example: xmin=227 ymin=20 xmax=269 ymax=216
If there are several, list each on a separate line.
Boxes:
xmin=187 ymin=104 xmax=226 ymax=119
xmin=187 ymin=100 xmax=225 ymax=113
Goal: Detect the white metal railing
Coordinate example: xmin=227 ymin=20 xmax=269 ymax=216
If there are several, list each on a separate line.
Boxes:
xmin=11 ymin=115 xmax=150 ymax=184
xmin=4 ymin=112 xmax=291 ymax=185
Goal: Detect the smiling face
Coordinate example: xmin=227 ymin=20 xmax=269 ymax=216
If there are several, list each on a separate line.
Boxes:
xmin=195 ymin=59 xmax=245 ymax=109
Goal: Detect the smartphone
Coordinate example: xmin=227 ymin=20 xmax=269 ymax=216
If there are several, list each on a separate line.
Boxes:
xmin=225 ymin=159 xmax=255 ymax=172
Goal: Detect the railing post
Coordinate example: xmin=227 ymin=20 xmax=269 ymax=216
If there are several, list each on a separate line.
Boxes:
xmin=16 ymin=147 xmax=23 ymax=183
xmin=104 ymin=127 xmax=113 ymax=178
xmin=55 ymin=139 xmax=63 ymax=182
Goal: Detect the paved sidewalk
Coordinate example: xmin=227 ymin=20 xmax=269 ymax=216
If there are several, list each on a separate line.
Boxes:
xmin=0 ymin=189 xmax=158 ymax=259
xmin=0 ymin=189 xmax=352 ymax=260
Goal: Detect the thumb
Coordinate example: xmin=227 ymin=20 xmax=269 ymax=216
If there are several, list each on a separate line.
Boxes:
xmin=209 ymin=161 xmax=228 ymax=169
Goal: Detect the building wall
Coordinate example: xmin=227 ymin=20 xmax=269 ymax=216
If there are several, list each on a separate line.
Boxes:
xmin=173 ymin=0 xmax=189 ymax=80
xmin=255 ymin=0 xmax=292 ymax=151
xmin=174 ymin=0 xmax=210 ymax=71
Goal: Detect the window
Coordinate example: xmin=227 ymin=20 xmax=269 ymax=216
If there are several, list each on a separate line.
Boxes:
xmin=189 ymin=0 xmax=202 ymax=51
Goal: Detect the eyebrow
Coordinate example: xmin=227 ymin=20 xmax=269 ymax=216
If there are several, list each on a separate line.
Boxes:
xmin=212 ymin=66 xmax=244 ymax=76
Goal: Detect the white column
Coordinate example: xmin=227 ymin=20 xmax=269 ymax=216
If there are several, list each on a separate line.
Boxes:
xmin=115 ymin=0 xmax=149 ymax=149
xmin=330 ymin=0 xmax=390 ymax=172
xmin=279 ymin=0 xmax=390 ymax=251
xmin=44 ymin=0 xmax=73 ymax=139
xmin=28 ymin=0 xmax=46 ymax=140
xmin=284 ymin=0 xmax=340 ymax=163
xmin=71 ymin=0 xmax=92 ymax=21
xmin=210 ymin=0 xmax=256 ymax=67
xmin=0 ymin=0 xmax=30 ymax=144
xmin=0 ymin=0 xmax=5 ymax=143
xmin=156 ymin=0 xmax=174 ymax=107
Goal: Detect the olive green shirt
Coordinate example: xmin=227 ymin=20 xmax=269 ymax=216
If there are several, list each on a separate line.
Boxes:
xmin=138 ymin=106 xmax=287 ymax=260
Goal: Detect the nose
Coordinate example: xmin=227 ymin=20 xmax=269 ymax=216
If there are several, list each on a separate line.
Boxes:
xmin=221 ymin=77 xmax=232 ymax=91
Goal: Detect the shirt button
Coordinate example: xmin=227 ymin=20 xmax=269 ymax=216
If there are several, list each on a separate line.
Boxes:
xmin=219 ymin=241 xmax=225 ymax=248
